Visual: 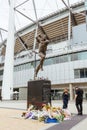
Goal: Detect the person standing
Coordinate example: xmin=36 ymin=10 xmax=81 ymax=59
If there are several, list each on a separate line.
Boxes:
xmin=75 ymin=87 xmax=83 ymax=115
xmin=62 ymin=88 xmax=69 ymax=109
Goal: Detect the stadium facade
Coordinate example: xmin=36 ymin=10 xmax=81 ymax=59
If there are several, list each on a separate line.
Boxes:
xmin=0 ymin=1 xmax=87 ymax=100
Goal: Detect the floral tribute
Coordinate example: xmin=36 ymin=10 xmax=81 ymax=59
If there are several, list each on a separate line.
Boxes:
xmin=21 ymin=103 xmax=71 ymax=123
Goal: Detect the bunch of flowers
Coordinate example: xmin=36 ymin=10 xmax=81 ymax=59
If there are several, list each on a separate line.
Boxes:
xmin=21 ymin=103 xmax=71 ymax=123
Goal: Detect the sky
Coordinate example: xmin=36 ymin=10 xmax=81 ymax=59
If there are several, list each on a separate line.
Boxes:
xmin=0 ymin=0 xmax=84 ymax=42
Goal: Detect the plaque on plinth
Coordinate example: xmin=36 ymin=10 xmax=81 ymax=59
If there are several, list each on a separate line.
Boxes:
xmin=27 ymin=80 xmax=51 ymax=109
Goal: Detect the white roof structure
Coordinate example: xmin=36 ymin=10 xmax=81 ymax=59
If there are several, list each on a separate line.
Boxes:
xmin=0 ymin=0 xmax=84 ymax=43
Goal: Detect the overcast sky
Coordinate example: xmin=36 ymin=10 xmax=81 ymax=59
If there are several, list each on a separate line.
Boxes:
xmin=0 ymin=0 xmax=84 ymax=42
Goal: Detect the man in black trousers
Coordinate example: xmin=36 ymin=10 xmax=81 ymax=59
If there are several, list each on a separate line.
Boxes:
xmin=75 ymin=87 xmax=83 ymax=115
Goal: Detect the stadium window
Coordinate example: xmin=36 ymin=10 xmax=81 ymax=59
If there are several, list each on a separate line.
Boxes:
xmin=25 ymin=63 xmax=31 ymax=69
xmin=80 ymin=69 xmax=85 ymax=78
xmin=20 ymin=64 xmax=24 ymax=70
xmin=0 ymin=70 xmax=3 ymax=75
xmin=71 ymin=53 xmax=78 ymax=61
xmin=55 ymin=56 xmax=59 ymax=63
xmin=16 ymin=66 xmax=19 ymax=71
xmin=85 ymin=69 xmax=87 ymax=77
xmin=59 ymin=55 xmax=68 ymax=63
xmin=24 ymin=63 xmax=28 ymax=69
xmin=74 ymin=69 xmax=80 ymax=78
xmin=30 ymin=62 xmax=34 ymax=68
xmin=0 ymin=81 xmax=2 ymax=86
xmin=74 ymin=68 xmax=87 ymax=79
xmin=35 ymin=60 xmax=39 ymax=66
xmin=14 ymin=66 xmax=17 ymax=72
xmin=78 ymin=51 xmax=87 ymax=60
xmin=44 ymin=58 xmax=53 ymax=66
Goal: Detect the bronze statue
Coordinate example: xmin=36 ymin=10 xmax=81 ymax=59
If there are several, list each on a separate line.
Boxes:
xmin=34 ymin=34 xmax=49 ymax=77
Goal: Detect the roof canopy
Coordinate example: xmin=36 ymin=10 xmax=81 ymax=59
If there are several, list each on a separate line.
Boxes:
xmin=0 ymin=0 xmax=84 ymax=43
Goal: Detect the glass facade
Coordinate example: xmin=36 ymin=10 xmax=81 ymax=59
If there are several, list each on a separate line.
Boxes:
xmin=14 ymin=62 xmax=34 ymax=72
xmin=14 ymin=50 xmax=87 ymax=72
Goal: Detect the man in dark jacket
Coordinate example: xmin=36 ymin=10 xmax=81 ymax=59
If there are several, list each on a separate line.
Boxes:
xmin=75 ymin=87 xmax=83 ymax=115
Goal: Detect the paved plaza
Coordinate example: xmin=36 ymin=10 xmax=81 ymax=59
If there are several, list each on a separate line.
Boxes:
xmin=0 ymin=100 xmax=87 ymax=130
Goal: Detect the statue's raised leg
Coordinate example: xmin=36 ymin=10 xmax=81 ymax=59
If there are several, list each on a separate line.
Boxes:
xmin=34 ymin=64 xmax=41 ymax=77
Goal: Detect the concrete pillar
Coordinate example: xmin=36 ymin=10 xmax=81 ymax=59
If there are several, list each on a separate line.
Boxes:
xmin=2 ymin=0 xmax=15 ymax=100
xmin=68 ymin=11 xmax=71 ymax=46
xmin=69 ymin=83 xmax=73 ymax=101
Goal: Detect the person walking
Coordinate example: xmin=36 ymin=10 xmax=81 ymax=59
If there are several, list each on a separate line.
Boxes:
xmin=62 ymin=88 xmax=69 ymax=109
xmin=75 ymin=87 xmax=83 ymax=115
